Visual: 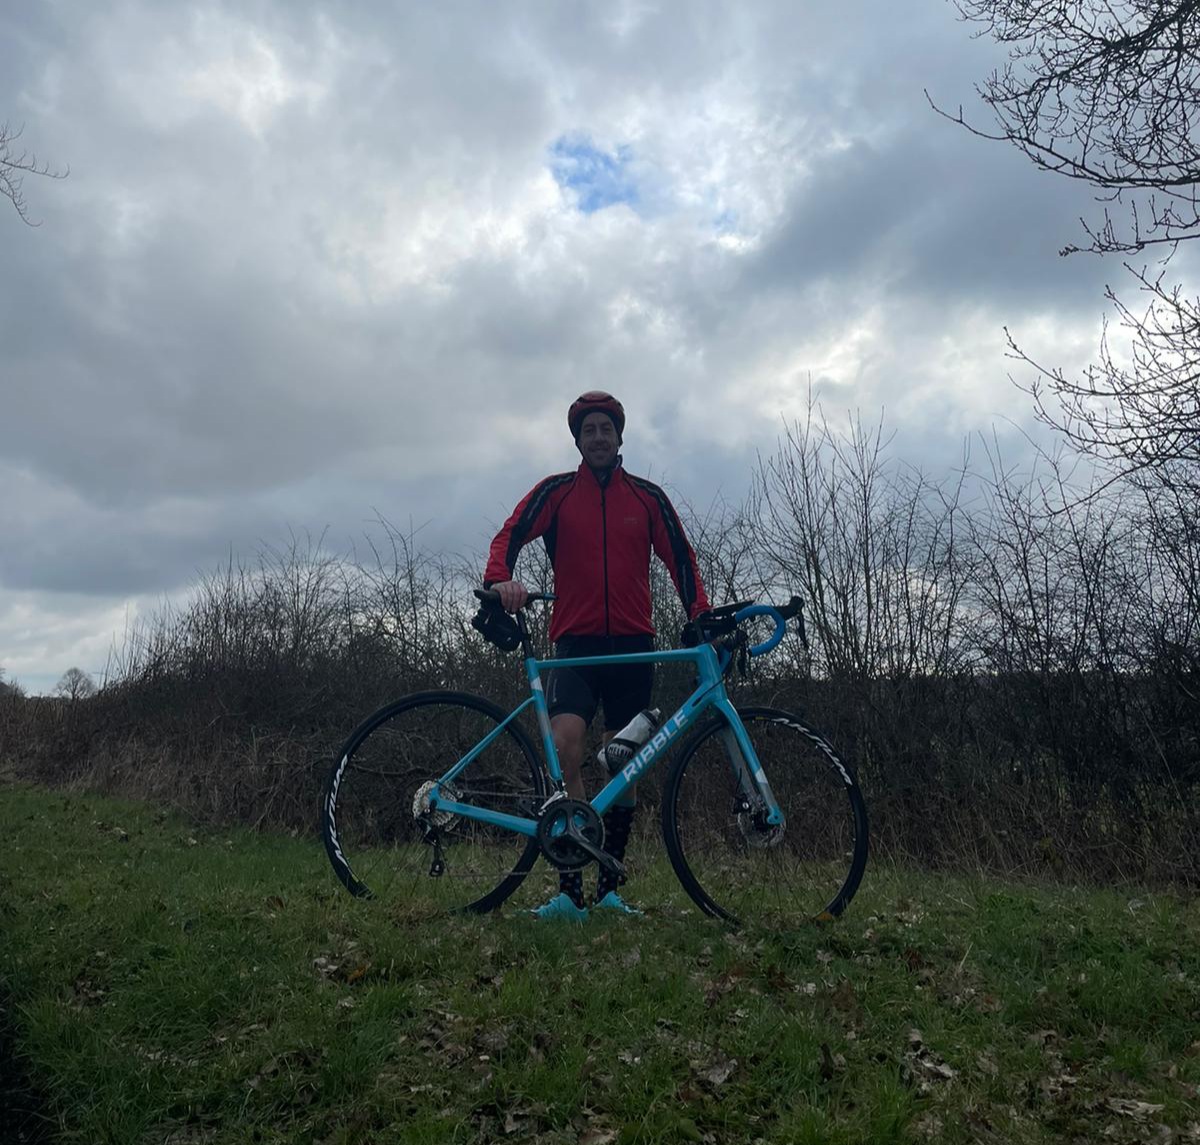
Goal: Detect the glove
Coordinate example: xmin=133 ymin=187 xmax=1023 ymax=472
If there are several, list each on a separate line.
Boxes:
xmin=679 ymin=611 xmax=715 ymax=648
xmin=471 ymin=602 xmax=522 ymax=652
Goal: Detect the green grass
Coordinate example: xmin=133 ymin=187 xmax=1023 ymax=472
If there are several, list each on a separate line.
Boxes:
xmin=2 ymin=782 xmax=1198 ymax=1144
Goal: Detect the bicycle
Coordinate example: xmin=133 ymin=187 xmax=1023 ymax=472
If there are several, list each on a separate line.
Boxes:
xmin=322 ymin=592 xmax=869 ymax=926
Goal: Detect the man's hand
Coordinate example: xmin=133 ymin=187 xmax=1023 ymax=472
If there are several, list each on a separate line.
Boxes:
xmin=679 ymin=610 xmax=716 ymax=647
xmin=491 ymin=580 xmax=529 ymax=612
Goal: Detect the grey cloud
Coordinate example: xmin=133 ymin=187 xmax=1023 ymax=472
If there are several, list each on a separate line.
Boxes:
xmin=0 ymin=0 xmax=1130 ymax=687
xmin=745 ymin=123 xmax=1112 ymax=317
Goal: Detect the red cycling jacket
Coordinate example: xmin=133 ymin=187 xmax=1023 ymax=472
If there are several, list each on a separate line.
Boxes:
xmin=484 ymin=459 xmax=711 ymax=641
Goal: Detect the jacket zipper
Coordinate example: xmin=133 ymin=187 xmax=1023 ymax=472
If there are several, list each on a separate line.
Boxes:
xmin=600 ymin=483 xmax=610 ymax=635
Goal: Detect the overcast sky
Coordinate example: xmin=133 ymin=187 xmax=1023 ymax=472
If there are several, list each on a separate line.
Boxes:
xmin=2 ymin=1 xmax=1125 ymax=693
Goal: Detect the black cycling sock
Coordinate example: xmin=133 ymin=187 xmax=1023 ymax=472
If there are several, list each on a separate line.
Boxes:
xmin=596 ymin=804 xmax=635 ymax=901
xmin=559 ymin=869 xmax=585 ymax=909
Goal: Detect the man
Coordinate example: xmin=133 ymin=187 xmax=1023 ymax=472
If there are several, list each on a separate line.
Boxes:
xmin=484 ymin=390 xmax=711 ymax=920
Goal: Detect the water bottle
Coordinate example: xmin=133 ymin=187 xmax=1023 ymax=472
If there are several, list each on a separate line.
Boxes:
xmin=596 ymin=708 xmax=661 ymax=775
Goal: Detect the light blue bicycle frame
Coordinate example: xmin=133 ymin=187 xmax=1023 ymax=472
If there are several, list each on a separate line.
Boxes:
xmin=426 ymin=606 xmax=788 ymax=836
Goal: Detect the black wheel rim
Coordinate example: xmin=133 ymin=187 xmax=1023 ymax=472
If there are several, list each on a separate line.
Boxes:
xmin=324 ymin=692 xmax=546 ymax=914
xmin=665 ymin=707 xmax=868 ymax=926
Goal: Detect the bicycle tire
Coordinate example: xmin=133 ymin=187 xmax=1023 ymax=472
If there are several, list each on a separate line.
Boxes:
xmin=662 ymin=706 xmax=868 ymax=926
xmin=323 ymin=690 xmax=548 ymax=914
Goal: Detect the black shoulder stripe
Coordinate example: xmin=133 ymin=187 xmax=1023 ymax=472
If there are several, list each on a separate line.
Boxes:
xmin=506 ymin=472 xmax=575 ymax=573
xmin=627 ymin=475 xmax=697 ymax=611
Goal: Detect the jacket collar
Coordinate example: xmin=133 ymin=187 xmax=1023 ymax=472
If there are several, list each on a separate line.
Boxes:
xmin=577 ymin=455 xmax=623 ymax=488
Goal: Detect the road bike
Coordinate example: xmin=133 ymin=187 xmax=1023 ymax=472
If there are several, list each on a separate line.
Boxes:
xmin=322 ymin=593 xmax=869 ymax=926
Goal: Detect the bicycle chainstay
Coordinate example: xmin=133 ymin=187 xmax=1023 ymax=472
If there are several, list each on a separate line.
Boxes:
xmin=413 ymin=787 xmax=543 ymax=881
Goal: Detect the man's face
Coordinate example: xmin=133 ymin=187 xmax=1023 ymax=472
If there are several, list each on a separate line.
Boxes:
xmin=577 ymin=411 xmax=619 ymax=468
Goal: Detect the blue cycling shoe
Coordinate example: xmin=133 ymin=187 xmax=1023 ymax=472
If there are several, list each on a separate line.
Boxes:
xmin=593 ymin=891 xmax=643 ymax=915
xmin=531 ymin=892 xmax=589 ymax=921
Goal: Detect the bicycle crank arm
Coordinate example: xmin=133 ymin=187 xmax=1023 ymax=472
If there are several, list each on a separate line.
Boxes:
xmin=561 ymin=820 xmax=624 ymax=875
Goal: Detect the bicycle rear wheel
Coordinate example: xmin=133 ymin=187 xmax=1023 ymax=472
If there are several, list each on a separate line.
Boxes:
xmin=663 ymin=706 xmax=868 ymax=926
xmin=323 ymin=691 xmax=547 ymax=914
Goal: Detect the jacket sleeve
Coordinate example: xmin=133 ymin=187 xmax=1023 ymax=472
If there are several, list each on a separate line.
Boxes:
xmin=646 ymin=487 xmax=711 ymax=620
xmin=483 ymin=477 xmax=565 ymax=586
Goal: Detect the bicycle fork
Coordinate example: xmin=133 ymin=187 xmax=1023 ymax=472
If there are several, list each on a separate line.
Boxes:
xmin=719 ymin=721 xmax=786 ymax=835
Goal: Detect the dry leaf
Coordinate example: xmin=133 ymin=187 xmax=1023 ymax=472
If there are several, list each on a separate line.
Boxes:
xmin=703 ymin=1056 xmax=737 ymax=1087
xmin=903 ymin=1030 xmax=956 ymax=1086
xmin=578 ymin=1130 xmax=618 ymax=1145
xmin=818 ymin=1043 xmax=839 ymax=1081
xmin=1106 ymin=1098 xmax=1165 ymax=1119
xmin=912 ymin=1112 xmax=943 ymax=1138
xmin=703 ymin=972 xmax=740 ymax=1006
xmin=765 ymin=966 xmax=792 ymax=993
xmin=831 ymin=978 xmax=858 ymax=1012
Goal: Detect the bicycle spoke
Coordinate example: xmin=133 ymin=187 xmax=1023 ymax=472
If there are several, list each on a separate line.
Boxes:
xmin=324 ymin=692 xmax=546 ymax=913
xmin=664 ymin=707 xmax=868 ymax=925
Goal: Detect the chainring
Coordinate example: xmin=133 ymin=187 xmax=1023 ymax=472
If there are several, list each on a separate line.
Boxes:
xmin=536 ymin=798 xmax=605 ymax=869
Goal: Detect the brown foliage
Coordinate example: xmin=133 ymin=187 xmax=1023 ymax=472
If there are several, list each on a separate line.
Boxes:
xmin=1 ymin=427 xmax=1197 ymax=887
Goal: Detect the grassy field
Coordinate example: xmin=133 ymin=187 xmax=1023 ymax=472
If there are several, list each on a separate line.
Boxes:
xmin=1 ymin=782 xmax=1198 ymax=1144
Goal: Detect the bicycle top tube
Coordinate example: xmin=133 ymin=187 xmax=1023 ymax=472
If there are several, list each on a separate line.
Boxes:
xmin=531 ymin=646 xmax=721 ymax=670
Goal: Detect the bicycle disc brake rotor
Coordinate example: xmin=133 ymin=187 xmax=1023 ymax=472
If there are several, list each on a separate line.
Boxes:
xmin=536 ymin=798 xmax=604 ymax=869
xmin=412 ymin=780 xmax=460 ymax=829
xmin=736 ymin=809 xmax=784 ymax=849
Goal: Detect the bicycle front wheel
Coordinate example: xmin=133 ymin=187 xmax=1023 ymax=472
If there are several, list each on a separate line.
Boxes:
xmin=323 ymin=691 xmax=547 ymax=914
xmin=663 ymin=706 xmax=868 ymax=926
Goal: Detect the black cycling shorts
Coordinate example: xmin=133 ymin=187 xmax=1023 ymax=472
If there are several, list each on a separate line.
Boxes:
xmin=545 ymin=634 xmax=654 ymax=731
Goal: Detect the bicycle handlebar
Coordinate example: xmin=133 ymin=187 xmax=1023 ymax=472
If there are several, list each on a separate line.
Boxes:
xmin=725 ymin=595 xmax=805 ymax=657
xmin=473 ymin=586 xmax=804 ymax=658
xmin=474 ymin=588 xmax=556 ymax=607
xmin=733 ymin=604 xmax=787 ymax=656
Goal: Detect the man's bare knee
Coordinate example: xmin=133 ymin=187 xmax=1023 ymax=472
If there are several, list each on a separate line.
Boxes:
xmin=551 ymin=713 xmax=588 ymax=798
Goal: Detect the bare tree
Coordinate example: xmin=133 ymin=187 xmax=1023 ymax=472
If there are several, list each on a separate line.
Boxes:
xmin=935 ymin=2 xmax=1200 ymax=496
xmin=934 ymin=0 xmax=1200 ymax=257
xmin=55 ymin=667 xmax=96 ymax=701
xmin=1 ymin=121 xmax=68 ymax=225
xmin=0 ymin=667 xmax=24 ymax=698
xmin=1010 ymin=268 xmax=1200 ymax=493
xmin=753 ymin=401 xmax=975 ymax=682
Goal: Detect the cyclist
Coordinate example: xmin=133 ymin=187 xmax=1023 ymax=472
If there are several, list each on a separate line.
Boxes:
xmin=483 ymin=391 xmax=712 ymax=920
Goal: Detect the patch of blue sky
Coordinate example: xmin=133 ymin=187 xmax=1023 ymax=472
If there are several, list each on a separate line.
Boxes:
xmin=713 ymin=207 xmax=738 ymax=234
xmin=549 ymin=134 xmax=641 ymax=214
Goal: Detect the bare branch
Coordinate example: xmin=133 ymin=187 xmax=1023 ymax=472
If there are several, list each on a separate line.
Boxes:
xmin=931 ymin=1 xmax=1200 ymax=256
xmin=0 ymin=121 xmax=68 ymax=226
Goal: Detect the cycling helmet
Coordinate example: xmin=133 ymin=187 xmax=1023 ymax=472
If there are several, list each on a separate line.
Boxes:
xmin=568 ymin=391 xmax=625 ymax=441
